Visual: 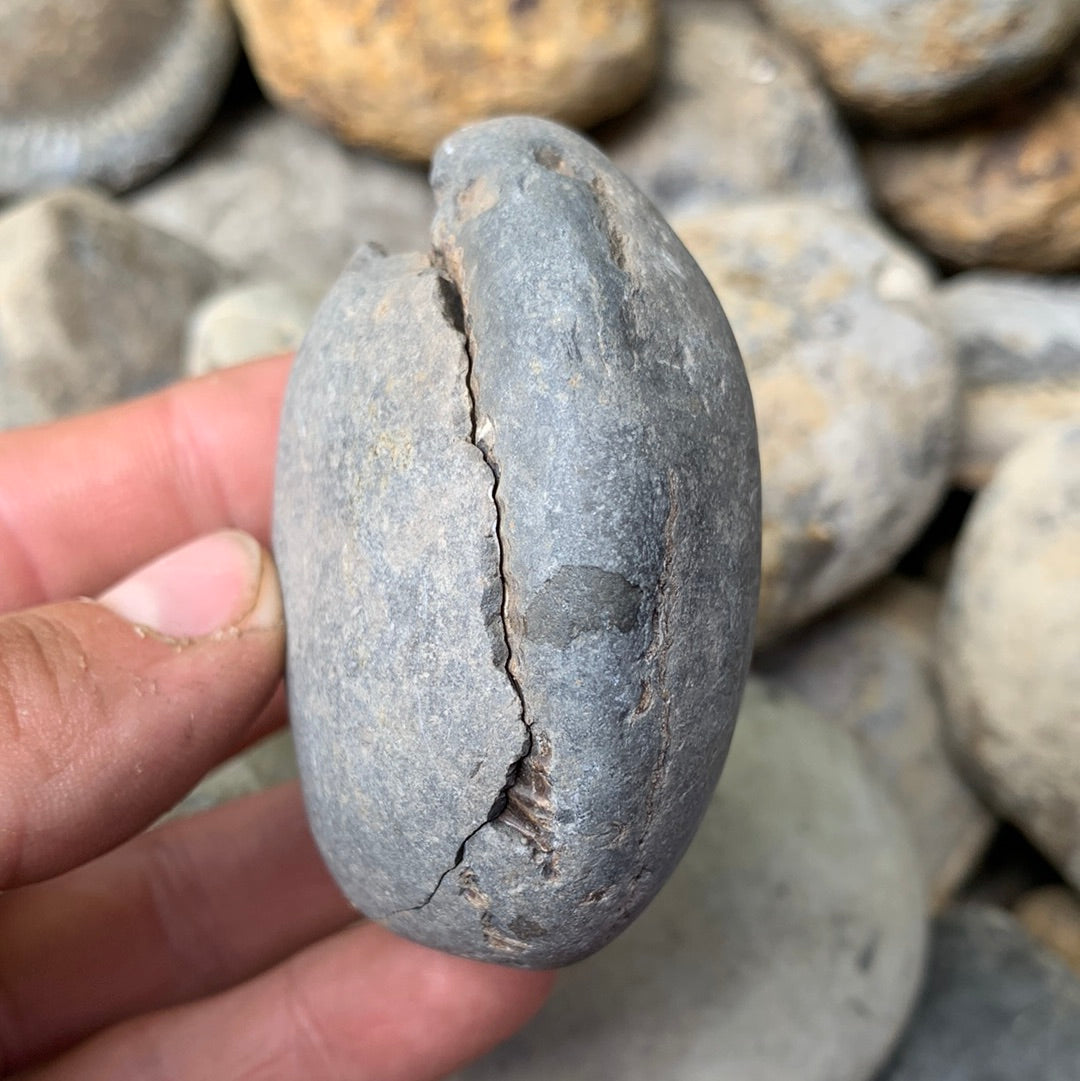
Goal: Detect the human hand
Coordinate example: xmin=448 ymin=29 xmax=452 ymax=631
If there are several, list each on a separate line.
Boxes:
xmin=0 ymin=355 xmax=555 ymax=1080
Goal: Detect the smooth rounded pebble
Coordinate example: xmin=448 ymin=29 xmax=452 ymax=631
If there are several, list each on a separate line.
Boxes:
xmin=939 ymin=421 xmax=1080 ymax=888
xmin=160 ymin=728 xmax=298 ymax=823
xmin=0 ymin=186 xmax=227 ymax=416
xmin=1014 ymin=886 xmax=1080 ymax=977
xmin=0 ymin=0 xmax=237 ymax=196
xmin=674 ymin=198 xmax=957 ymax=642
xmin=937 ymin=271 xmax=1080 ymax=488
xmin=449 ymin=680 xmax=927 ymax=1081
xmin=130 ymin=105 xmax=433 ymax=290
xmin=231 ymin=0 xmax=657 ymax=161
xmin=757 ymin=0 xmax=1080 ymax=130
xmin=185 ymin=279 xmax=320 ymax=377
xmin=757 ymin=578 xmax=995 ymax=911
xmin=865 ymin=57 xmax=1080 ymax=270
xmin=274 ymin=118 xmax=760 ymax=968
xmin=879 ymin=904 xmax=1080 ymax=1080
xmin=601 ymin=0 xmax=866 ymax=214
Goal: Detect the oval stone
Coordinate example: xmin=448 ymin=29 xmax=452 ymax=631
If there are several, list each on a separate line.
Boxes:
xmin=273 ymin=118 xmax=761 ymax=967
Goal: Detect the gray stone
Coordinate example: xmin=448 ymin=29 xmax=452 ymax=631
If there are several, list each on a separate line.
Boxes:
xmin=0 ymin=187 xmax=228 ymax=415
xmin=674 ymin=199 xmax=957 ymax=642
xmin=757 ymin=0 xmax=1080 ymax=130
xmin=939 ymin=422 xmax=1080 ymax=889
xmin=864 ymin=57 xmax=1080 ymax=271
xmin=938 ymin=272 xmax=1080 ymax=489
xmin=449 ymin=680 xmax=927 ymax=1081
xmin=0 ymin=383 xmax=52 ymax=431
xmin=130 ymin=104 xmax=433 ymax=291
xmin=879 ymin=904 xmax=1080 ymax=1080
xmin=185 ymin=279 xmax=320 ymax=377
xmin=0 ymin=0 xmax=237 ymax=197
xmin=274 ymin=117 xmax=761 ymax=968
xmin=600 ymin=0 xmax=867 ymax=215
xmin=757 ymin=578 xmax=995 ymax=911
xmin=160 ymin=727 xmax=298 ymax=823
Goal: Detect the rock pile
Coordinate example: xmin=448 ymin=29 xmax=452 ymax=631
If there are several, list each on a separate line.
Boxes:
xmin=2 ymin=0 xmax=1079 ymax=1077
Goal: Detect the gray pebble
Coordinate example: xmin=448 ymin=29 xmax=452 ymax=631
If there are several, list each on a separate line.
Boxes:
xmin=938 ymin=271 xmax=1080 ymax=488
xmin=185 ymin=279 xmax=320 ymax=377
xmin=757 ymin=0 xmax=1080 ymax=130
xmin=450 ymin=680 xmax=927 ymax=1081
xmin=0 ymin=383 xmax=52 ymax=431
xmin=757 ymin=577 xmax=995 ymax=911
xmin=939 ymin=421 xmax=1080 ymax=889
xmin=879 ymin=904 xmax=1080 ymax=1081
xmin=273 ymin=118 xmax=760 ymax=968
xmin=130 ymin=105 xmax=433 ymax=291
xmin=0 ymin=186 xmax=228 ymax=415
xmin=0 ymin=0 xmax=237 ymax=197
xmin=601 ymin=0 xmax=867 ymax=214
xmin=674 ymin=198 xmax=957 ymax=642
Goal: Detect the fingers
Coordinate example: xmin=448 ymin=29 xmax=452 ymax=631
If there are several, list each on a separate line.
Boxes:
xmin=0 ymin=784 xmax=356 ymax=1073
xmin=23 ymin=922 xmax=556 ymax=1081
xmin=0 ymin=353 xmax=291 ymax=613
xmin=0 ymin=531 xmax=284 ymax=889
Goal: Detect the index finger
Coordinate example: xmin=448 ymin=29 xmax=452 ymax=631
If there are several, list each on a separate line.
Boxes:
xmin=0 ymin=353 xmax=291 ymax=612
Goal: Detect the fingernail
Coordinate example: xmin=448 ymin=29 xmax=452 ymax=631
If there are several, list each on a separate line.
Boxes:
xmin=98 ymin=531 xmax=282 ymax=639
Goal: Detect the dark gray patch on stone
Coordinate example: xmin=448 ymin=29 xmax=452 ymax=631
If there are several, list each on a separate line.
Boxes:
xmin=525 ymin=565 xmax=642 ymax=648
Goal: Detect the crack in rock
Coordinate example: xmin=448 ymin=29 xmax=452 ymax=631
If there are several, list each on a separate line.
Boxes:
xmin=392 ymin=270 xmax=534 ymax=916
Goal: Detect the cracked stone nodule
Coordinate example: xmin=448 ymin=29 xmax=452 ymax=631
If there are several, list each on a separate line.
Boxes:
xmin=273 ymin=117 xmax=761 ymax=968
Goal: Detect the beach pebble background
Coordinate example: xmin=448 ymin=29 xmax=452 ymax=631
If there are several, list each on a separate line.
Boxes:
xmin=2 ymin=1 xmax=1079 ymax=1077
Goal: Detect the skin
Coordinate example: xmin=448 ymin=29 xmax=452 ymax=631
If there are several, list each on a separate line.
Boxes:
xmin=0 ymin=353 xmax=554 ymax=1080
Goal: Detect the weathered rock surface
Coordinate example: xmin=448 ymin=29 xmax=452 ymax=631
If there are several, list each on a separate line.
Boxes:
xmin=1015 ymin=886 xmax=1080 ymax=977
xmin=938 ymin=271 xmax=1080 ymax=488
xmin=0 ymin=0 xmax=237 ymax=196
xmin=757 ymin=0 xmax=1080 ymax=130
xmin=161 ymin=728 xmax=299 ymax=823
xmin=274 ymin=118 xmax=760 ymax=968
xmin=130 ymin=105 xmax=432 ymax=289
xmin=865 ymin=57 xmax=1080 ymax=270
xmin=879 ymin=905 xmax=1080 ymax=1080
xmin=601 ymin=0 xmax=866 ymax=214
xmin=0 ymin=187 xmax=227 ymax=415
xmin=674 ymin=199 xmax=956 ymax=642
xmin=231 ymin=0 xmax=657 ymax=162
xmin=939 ymin=422 xmax=1080 ymax=888
xmin=450 ymin=680 xmax=926 ymax=1081
xmin=757 ymin=578 xmax=995 ymax=910
xmin=185 ymin=279 xmax=319 ymax=377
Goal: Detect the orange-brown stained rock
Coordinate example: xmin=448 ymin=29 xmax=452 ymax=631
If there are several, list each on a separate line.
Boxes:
xmin=865 ymin=58 xmax=1080 ymax=271
xmin=230 ymin=0 xmax=658 ymax=161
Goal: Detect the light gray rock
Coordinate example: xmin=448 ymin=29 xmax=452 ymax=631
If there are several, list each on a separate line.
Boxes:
xmin=879 ymin=904 xmax=1080 ymax=1081
xmin=0 ymin=383 xmax=52 ymax=431
xmin=161 ymin=727 xmax=298 ymax=823
xmin=185 ymin=279 xmax=319 ymax=377
xmin=0 ymin=0 xmax=237 ymax=197
xmin=131 ymin=104 xmax=433 ymax=291
xmin=600 ymin=0 xmax=866 ymax=214
xmin=274 ymin=118 xmax=761 ymax=968
xmin=674 ymin=199 xmax=957 ymax=642
xmin=757 ymin=578 xmax=995 ymax=911
xmin=757 ymin=0 xmax=1080 ymax=130
xmin=450 ymin=680 xmax=927 ymax=1081
xmin=939 ymin=421 xmax=1080 ymax=889
xmin=938 ymin=272 xmax=1080 ymax=489
xmin=0 ymin=186 xmax=228 ymax=415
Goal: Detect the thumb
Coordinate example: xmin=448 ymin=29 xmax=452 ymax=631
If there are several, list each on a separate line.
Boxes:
xmin=0 ymin=531 xmax=285 ymax=889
